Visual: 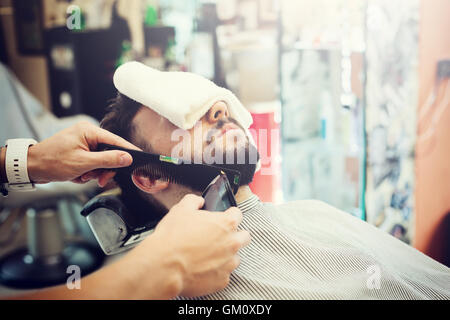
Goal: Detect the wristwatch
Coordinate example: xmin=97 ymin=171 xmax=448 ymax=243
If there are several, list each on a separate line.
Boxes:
xmin=4 ymin=138 xmax=38 ymax=192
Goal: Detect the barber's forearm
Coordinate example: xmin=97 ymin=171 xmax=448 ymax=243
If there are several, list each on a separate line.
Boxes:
xmin=104 ymin=233 xmax=183 ymax=299
xmin=26 ymin=144 xmax=48 ymax=183
xmin=11 ymin=235 xmax=182 ymax=300
xmin=9 ymin=264 xmax=137 ymax=300
xmin=14 ymin=264 xmax=141 ymax=300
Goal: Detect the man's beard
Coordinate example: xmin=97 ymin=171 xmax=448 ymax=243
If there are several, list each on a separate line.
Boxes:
xmin=203 ymin=118 xmax=259 ymax=187
xmin=215 ymin=155 xmax=258 ymax=186
xmin=117 ymin=118 xmax=259 ymax=224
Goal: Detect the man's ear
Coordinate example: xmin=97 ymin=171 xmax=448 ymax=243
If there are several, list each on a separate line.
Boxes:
xmin=131 ymin=174 xmax=169 ymax=194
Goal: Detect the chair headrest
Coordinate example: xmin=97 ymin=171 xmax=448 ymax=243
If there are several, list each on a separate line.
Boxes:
xmin=80 ymin=188 xmax=156 ymax=255
xmin=81 ymin=188 xmax=127 ymax=218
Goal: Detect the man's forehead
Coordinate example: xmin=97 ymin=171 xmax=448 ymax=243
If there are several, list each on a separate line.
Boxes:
xmin=134 ymin=106 xmax=173 ymax=129
xmin=130 ymin=106 xmax=176 ymax=150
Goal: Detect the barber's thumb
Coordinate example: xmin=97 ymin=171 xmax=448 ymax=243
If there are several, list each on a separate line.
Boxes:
xmin=90 ymin=150 xmax=133 ymax=169
xmin=178 ymin=194 xmax=205 ymax=209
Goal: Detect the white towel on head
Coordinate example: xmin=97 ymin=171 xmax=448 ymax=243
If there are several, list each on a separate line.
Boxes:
xmin=113 ymin=61 xmax=253 ymax=130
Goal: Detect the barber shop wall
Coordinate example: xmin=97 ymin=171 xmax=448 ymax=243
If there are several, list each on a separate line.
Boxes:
xmin=0 ymin=0 xmax=51 ymax=111
xmin=415 ymin=0 xmax=450 ymax=265
xmin=365 ymin=0 xmax=419 ymax=245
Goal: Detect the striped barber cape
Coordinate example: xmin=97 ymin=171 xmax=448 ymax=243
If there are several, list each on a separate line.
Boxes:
xmin=178 ymin=195 xmax=450 ymax=300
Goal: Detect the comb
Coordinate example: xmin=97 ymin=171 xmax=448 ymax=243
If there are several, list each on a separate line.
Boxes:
xmin=97 ymin=143 xmax=241 ymax=194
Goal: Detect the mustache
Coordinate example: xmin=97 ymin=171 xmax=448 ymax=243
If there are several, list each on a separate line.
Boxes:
xmin=216 ymin=117 xmax=241 ymax=129
xmin=206 ymin=117 xmax=245 ymax=143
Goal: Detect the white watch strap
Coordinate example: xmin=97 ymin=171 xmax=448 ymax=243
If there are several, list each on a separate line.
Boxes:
xmin=5 ymin=138 xmax=38 ymax=191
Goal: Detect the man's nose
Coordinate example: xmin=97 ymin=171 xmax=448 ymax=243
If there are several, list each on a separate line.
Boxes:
xmin=207 ymin=101 xmax=229 ymax=124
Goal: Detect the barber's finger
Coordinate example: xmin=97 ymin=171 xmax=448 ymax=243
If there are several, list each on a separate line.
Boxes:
xmin=176 ymin=194 xmax=205 ymax=211
xmin=81 ymin=170 xmax=99 ymax=182
xmin=84 ymin=150 xmax=133 ymax=171
xmin=97 ymin=171 xmax=116 ymax=187
xmin=222 ymin=207 xmax=244 ymax=230
xmin=81 ymin=169 xmax=116 ymax=186
xmin=231 ymin=230 xmax=251 ymax=251
xmin=86 ymin=124 xmax=141 ymax=151
xmin=222 ymin=255 xmax=241 ymax=273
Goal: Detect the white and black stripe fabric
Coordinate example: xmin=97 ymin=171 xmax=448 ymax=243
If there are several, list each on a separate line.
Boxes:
xmin=179 ymin=195 xmax=450 ymax=300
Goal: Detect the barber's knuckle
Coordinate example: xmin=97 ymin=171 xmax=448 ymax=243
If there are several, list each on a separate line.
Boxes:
xmin=226 ymin=207 xmax=241 ymax=215
xmin=228 ymin=208 xmax=242 ymax=221
xmin=225 ymin=255 xmax=240 ymax=272
xmin=242 ymin=231 xmax=251 ymax=245
xmin=225 ymin=216 xmax=238 ymax=230
xmin=229 ymin=237 xmax=241 ymax=253
xmin=232 ymin=255 xmax=241 ymax=270
xmin=220 ymin=274 xmax=231 ymax=289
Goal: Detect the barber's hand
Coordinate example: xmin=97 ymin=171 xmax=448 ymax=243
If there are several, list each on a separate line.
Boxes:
xmin=27 ymin=121 xmax=140 ymax=186
xmin=123 ymin=194 xmax=251 ymax=299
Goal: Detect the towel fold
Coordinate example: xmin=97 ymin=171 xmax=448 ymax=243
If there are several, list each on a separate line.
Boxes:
xmin=113 ymin=61 xmax=253 ymax=130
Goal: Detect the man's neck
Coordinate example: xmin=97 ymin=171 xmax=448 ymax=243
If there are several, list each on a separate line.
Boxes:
xmin=234 ymin=185 xmax=254 ymax=204
xmin=155 ymin=184 xmax=255 ymax=210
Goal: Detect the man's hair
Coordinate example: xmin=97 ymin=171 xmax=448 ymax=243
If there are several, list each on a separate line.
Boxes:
xmin=101 ymin=93 xmax=167 ymax=222
xmin=101 ymin=93 xmax=140 ymax=140
xmin=101 ymin=93 xmax=152 ymax=151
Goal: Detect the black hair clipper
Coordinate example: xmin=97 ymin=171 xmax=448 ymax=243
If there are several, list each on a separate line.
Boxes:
xmin=201 ymin=172 xmax=237 ymax=211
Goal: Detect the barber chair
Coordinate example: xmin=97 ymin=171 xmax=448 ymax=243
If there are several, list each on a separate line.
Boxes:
xmin=0 ymin=64 xmax=105 ymax=289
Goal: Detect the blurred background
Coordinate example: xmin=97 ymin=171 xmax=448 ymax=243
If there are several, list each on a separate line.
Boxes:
xmin=0 ymin=0 xmax=449 ymax=292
